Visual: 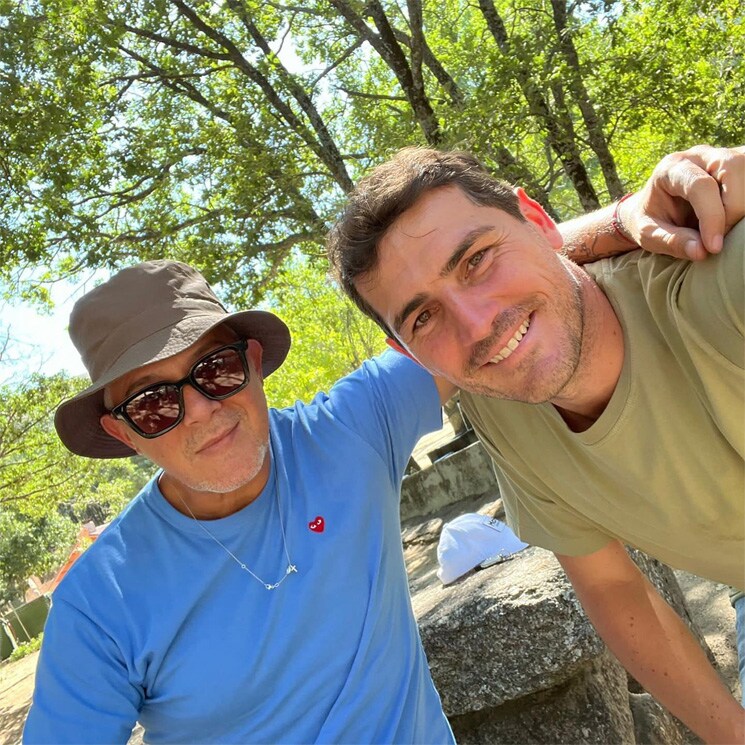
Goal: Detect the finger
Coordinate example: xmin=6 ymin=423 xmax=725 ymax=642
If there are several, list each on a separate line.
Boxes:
xmin=643 ymin=222 xmax=708 ymax=261
xmin=662 ymin=164 xmax=725 ymax=253
xmin=717 ymin=163 xmax=745 ymax=232
xmin=669 ymin=145 xmax=745 ymax=243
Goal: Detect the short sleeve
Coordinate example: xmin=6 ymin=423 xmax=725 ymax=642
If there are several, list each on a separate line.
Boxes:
xmin=461 ymin=392 xmax=613 ymax=558
xmin=496 ymin=468 xmax=614 ymax=558
xmin=23 ymin=597 xmax=141 ymax=744
xmin=675 ymin=217 xmax=744 ymax=367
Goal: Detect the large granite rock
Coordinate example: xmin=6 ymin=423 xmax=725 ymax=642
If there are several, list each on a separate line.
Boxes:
xmin=407 ymin=505 xmax=716 ymax=744
xmin=413 ymin=546 xmax=604 ymax=715
xmin=449 ymin=650 xmax=634 ymax=744
xmin=629 ymin=692 xmax=700 ymax=745
xmin=626 ymin=548 xmax=716 ymax=671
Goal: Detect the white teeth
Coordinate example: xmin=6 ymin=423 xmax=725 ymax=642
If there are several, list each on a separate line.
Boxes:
xmin=490 ymin=318 xmax=530 ymax=364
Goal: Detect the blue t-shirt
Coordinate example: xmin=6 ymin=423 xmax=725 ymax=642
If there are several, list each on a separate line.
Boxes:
xmin=24 ymin=352 xmax=454 ymax=744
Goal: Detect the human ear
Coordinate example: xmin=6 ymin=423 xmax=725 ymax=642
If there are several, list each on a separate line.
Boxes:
xmin=515 ymin=187 xmax=564 ymax=251
xmin=246 ymin=339 xmax=265 ymax=382
xmin=100 ymin=413 xmax=140 ymax=453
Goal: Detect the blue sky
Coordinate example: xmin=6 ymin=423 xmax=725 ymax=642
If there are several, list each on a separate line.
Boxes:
xmin=1 ymin=272 xmax=108 ymax=380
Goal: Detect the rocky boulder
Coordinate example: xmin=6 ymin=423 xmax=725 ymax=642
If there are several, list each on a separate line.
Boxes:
xmin=404 ymin=496 xmax=711 ymax=743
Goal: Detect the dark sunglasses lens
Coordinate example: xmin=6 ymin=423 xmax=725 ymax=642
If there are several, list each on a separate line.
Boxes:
xmin=193 ymin=347 xmax=246 ymax=397
xmin=125 ymin=385 xmax=182 ymax=436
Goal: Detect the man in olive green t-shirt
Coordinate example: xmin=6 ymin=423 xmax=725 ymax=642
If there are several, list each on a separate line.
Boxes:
xmin=328 ymin=145 xmax=745 ymax=743
xmin=456 ymin=221 xmax=743 ymax=588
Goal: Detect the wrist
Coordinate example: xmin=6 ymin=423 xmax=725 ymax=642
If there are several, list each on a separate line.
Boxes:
xmin=611 ymin=192 xmax=637 ymax=245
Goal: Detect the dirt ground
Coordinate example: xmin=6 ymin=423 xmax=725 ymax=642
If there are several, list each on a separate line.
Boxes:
xmin=0 ymin=573 xmax=738 ymax=745
xmin=0 ymin=652 xmax=37 ymax=744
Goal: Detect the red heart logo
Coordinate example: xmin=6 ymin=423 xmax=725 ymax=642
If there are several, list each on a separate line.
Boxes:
xmin=308 ymin=516 xmax=325 ymax=533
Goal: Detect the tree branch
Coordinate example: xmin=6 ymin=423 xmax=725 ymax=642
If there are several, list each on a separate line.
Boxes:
xmin=118 ymin=21 xmax=232 ymax=61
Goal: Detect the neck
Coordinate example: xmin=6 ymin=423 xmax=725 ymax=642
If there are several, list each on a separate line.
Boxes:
xmin=159 ymin=454 xmax=272 ymax=520
xmin=551 ymin=267 xmax=624 ymax=431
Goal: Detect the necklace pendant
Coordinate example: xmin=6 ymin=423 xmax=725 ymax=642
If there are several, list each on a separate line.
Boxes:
xmin=180 ymin=455 xmax=295 ymax=593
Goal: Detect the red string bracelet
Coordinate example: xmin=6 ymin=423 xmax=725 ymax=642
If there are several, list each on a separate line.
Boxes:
xmin=612 ymin=192 xmax=636 ymax=244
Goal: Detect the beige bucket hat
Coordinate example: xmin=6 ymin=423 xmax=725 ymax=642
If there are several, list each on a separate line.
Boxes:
xmin=54 ymin=260 xmax=291 ymax=459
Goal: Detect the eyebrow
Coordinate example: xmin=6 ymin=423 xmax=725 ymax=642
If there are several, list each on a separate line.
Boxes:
xmin=393 ymin=292 xmax=429 ymax=336
xmin=442 ymin=226 xmax=494 ymax=276
xmin=392 ymin=225 xmax=495 ymax=335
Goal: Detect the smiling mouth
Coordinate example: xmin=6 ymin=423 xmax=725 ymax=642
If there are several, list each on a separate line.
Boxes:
xmin=490 ymin=317 xmax=531 ymax=364
xmin=197 ymin=423 xmax=238 ymax=454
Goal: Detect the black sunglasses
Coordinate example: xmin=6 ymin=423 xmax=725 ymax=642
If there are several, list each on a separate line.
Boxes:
xmin=110 ymin=340 xmax=250 ymax=439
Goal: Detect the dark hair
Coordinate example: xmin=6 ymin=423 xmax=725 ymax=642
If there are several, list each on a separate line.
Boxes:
xmin=327 ymin=147 xmax=525 ymax=337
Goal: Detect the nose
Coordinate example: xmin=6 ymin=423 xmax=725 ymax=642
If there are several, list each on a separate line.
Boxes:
xmin=181 ymin=382 xmax=222 ymax=424
xmin=447 ymin=289 xmax=500 ymax=347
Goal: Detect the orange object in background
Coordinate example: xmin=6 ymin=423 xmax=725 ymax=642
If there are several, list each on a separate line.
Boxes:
xmin=25 ymin=522 xmax=109 ymax=601
xmin=49 ymin=522 xmax=108 ymax=592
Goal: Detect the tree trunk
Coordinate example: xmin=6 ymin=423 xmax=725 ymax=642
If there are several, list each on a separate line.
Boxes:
xmin=392 ymin=28 xmax=464 ymax=107
xmin=329 ymin=0 xmax=441 ymax=145
xmin=548 ymin=0 xmax=625 ymax=200
xmin=477 ymin=0 xmax=600 ymax=210
xmin=492 ymin=147 xmax=559 ymax=221
xmin=172 ymin=0 xmax=355 ymax=192
xmin=226 ymin=0 xmax=354 ymax=192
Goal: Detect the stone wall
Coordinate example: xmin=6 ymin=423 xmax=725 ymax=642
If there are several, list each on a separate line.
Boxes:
xmin=401 ymin=441 xmax=498 ymax=522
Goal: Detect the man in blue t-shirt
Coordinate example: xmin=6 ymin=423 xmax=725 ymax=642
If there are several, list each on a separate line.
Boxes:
xmin=25 ymin=258 xmax=456 ymax=744
xmin=24 ymin=146 xmax=741 ymax=743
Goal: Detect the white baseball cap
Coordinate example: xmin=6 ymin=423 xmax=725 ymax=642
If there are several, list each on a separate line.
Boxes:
xmin=437 ymin=513 xmax=529 ymax=585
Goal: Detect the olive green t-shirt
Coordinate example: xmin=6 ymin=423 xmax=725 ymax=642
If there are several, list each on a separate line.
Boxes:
xmin=461 ymin=220 xmax=744 ymax=590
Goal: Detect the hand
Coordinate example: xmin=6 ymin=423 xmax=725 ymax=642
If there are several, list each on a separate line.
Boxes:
xmin=619 ymin=145 xmax=745 ymax=260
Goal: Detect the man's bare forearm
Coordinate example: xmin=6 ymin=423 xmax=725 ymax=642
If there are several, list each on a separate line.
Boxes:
xmin=560 ymin=544 xmax=744 ymax=743
xmin=591 ymin=576 xmax=742 ymax=742
xmin=558 ymin=144 xmax=745 ymax=265
xmin=558 ymin=203 xmax=635 ymax=264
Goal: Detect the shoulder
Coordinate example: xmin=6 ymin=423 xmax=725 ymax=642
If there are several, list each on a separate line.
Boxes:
xmin=53 ymin=481 xmax=158 ymax=603
xmin=679 ymin=218 xmax=744 ymax=325
xmin=586 ymin=220 xmax=743 ymax=310
xmin=273 ymin=350 xmax=436 ymax=421
xmin=584 ymin=228 xmax=743 ymax=369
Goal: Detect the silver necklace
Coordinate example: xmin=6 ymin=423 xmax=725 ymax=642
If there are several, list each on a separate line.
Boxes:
xmin=177 ymin=458 xmax=298 ymax=591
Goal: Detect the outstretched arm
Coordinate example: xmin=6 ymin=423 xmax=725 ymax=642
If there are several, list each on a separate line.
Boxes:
xmin=559 ymin=145 xmax=745 ymax=263
xmin=557 ymin=540 xmax=744 ymax=743
xmin=23 ymin=598 xmax=140 ymax=743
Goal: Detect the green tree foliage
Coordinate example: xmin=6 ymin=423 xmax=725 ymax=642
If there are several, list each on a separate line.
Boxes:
xmin=0 ymin=369 xmax=154 ymax=600
xmin=592 ymin=0 xmax=745 ymax=184
xmin=0 ymin=371 xmax=151 ymax=517
xmin=0 ymin=510 xmax=75 ymax=603
xmin=1 ymin=0 xmax=741 ymax=306
xmin=263 ymin=258 xmax=387 ymax=407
